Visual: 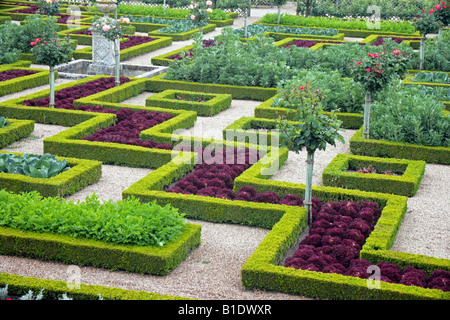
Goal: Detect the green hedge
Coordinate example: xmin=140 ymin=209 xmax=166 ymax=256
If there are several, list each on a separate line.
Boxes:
xmin=147 ymin=73 xmax=278 ymax=101
xmin=222 ymin=116 xmax=285 ymax=148
xmin=0 ymin=118 xmax=34 ymax=149
xmin=147 ymin=23 xmax=216 ymax=41
xmin=151 ymin=44 xmax=195 ymax=66
xmin=322 ymin=153 xmax=426 ymax=197
xmin=253 ymin=21 xmax=422 ymax=38
xmin=0 ymin=221 xmax=201 ymax=276
xmin=0 ymin=151 xmax=102 ymax=197
xmin=145 ymin=89 xmax=232 ymax=117
xmin=0 ymin=67 xmax=52 ymax=97
xmin=349 ymin=127 xmax=450 ymax=165
xmin=0 ymin=272 xmax=192 ymax=300
xmin=360 ymin=34 xmax=418 ymax=49
xmin=253 ymin=94 xmax=363 ymax=129
xmin=72 ymin=36 xmax=172 ymax=61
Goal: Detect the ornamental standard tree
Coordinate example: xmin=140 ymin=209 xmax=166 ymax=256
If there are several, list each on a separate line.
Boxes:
xmin=275 ymin=81 xmax=345 ymax=224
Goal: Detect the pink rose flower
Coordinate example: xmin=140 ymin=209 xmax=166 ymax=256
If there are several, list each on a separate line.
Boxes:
xmin=368 ymin=53 xmax=374 ymax=57
xmin=436 ymin=4 xmax=441 ymax=9
xmin=366 ymin=68 xmax=371 ymax=72
xmin=356 ymin=61 xmax=361 ymax=65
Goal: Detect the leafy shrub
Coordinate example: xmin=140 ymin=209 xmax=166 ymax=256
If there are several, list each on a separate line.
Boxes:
xmin=164 ymin=29 xmax=416 ymax=87
xmin=0 ymin=190 xmax=187 ymax=247
xmin=0 ymin=22 xmax=23 ymax=64
xmin=272 ymin=70 xmax=365 ymax=113
xmin=0 ymin=153 xmax=70 ymax=179
xmin=414 ymin=30 xmax=450 ymax=71
xmin=369 ymin=81 xmax=450 ymax=147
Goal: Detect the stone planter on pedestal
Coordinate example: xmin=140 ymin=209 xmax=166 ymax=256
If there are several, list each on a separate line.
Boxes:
xmin=87 ymin=31 xmax=120 ymax=76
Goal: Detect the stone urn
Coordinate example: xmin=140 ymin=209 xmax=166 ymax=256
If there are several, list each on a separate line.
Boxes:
xmin=96 ymin=0 xmax=117 ymax=17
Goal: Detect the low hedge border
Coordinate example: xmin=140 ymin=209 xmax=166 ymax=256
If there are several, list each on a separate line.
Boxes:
xmin=241 ymin=31 xmax=345 ymax=42
xmin=0 ymin=60 xmax=32 ymax=68
xmin=151 ymin=44 xmax=195 ymax=66
xmin=0 ymin=118 xmax=34 ymax=149
xmin=253 ymin=94 xmax=363 ymax=129
xmin=0 ymin=15 xmax=11 ymax=23
xmin=321 ymin=153 xmax=426 ymax=197
xmin=0 ymin=150 xmax=102 ymax=197
xmin=147 ymin=23 xmax=216 ymax=41
xmin=222 ymin=116 xmax=286 ymax=148
xmin=0 ymin=219 xmax=202 ymax=276
xmin=349 ymin=127 xmax=450 ymax=165
xmin=402 ymin=70 xmax=450 ymax=88
xmin=272 ymin=36 xmax=348 ymax=48
xmin=145 ymin=89 xmax=232 ymax=117
xmin=253 ymin=21 xmax=421 ymax=39
xmin=146 ymin=73 xmax=278 ymax=101
xmin=0 ymin=67 xmax=52 ymax=97
xmin=72 ymin=35 xmax=173 ymax=61
xmin=234 ymin=147 xmax=449 ymax=299
xmin=360 ymin=34 xmax=418 ymax=49
xmin=0 ymin=272 xmax=191 ymax=300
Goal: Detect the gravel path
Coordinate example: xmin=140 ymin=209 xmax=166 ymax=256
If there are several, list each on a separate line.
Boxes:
xmin=0 ymin=2 xmax=448 ymax=300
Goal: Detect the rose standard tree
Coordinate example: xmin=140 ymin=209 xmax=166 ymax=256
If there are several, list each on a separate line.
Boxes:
xmin=275 ymin=82 xmax=345 ymax=225
xmin=30 ymin=34 xmax=74 ymax=108
xmin=413 ymin=7 xmax=443 ymax=69
xmin=90 ymin=16 xmax=131 ymax=87
xmin=37 ymin=0 xmax=60 ymax=16
xmin=351 ymin=46 xmax=409 ymax=139
xmin=186 ymin=1 xmax=213 ymax=35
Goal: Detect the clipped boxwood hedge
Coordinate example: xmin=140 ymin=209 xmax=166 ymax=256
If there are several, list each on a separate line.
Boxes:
xmin=72 ymin=35 xmax=172 ymax=61
xmin=0 ymin=118 xmax=34 ymax=149
xmin=0 ymin=67 xmax=52 ymax=97
xmin=349 ymin=127 xmax=450 ymax=165
xmin=0 ymin=272 xmax=192 ymax=300
xmin=147 ymin=23 xmax=216 ymax=41
xmin=322 ymin=153 xmax=426 ymax=197
xmin=146 ymin=73 xmax=278 ymax=101
xmin=0 ymin=150 xmax=102 ymax=197
xmin=145 ymin=89 xmax=232 ymax=117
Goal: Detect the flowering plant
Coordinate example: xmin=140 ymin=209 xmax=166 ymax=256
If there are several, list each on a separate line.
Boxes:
xmin=186 ymin=1 xmax=213 ymax=29
xmin=30 ymin=34 xmax=74 ymax=67
xmin=89 ymin=16 xmax=131 ymax=41
xmin=350 ymin=48 xmax=408 ymax=94
xmin=413 ymin=6 xmax=443 ymax=36
xmin=37 ymin=0 xmax=60 ymax=16
xmin=434 ymin=1 xmax=450 ymax=27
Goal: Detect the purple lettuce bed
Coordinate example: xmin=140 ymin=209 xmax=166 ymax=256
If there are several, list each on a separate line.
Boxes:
xmin=168 ymin=39 xmax=219 ymax=60
xmin=22 ymin=77 xmax=130 ymax=109
xmin=284 ymin=39 xmax=345 ymax=48
xmin=11 ymin=6 xmax=80 ymax=24
xmin=70 ymin=31 xmax=157 ymax=50
xmin=0 ymin=69 xmax=37 ymax=82
xmin=79 ymin=106 xmax=173 ymax=150
xmin=371 ymin=36 xmax=421 ymax=46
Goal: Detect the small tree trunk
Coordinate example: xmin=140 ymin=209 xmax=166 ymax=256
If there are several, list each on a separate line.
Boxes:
xmin=419 ymin=36 xmax=426 ymax=70
xmin=114 ymin=39 xmax=120 ymax=87
xmin=163 ymin=0 xmax=166 ymax=16
xmin=304 ymin=151 xmax=315 ymax=225
xmin=438 ymin=26 xmax=443 ymax=36
xmin=363 ymin=92 xmax=371 ymax=139
xmin=49 ymin=66 xmax=55 ymax=108
xmin=277 ymin=5 xmax=281 ymax=24
xmin=244 ymin=5 xmax=248 ymax=38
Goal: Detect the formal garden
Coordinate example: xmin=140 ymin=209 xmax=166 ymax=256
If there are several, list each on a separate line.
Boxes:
xmin=0 ymin=0 xmax=448 ymax=301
